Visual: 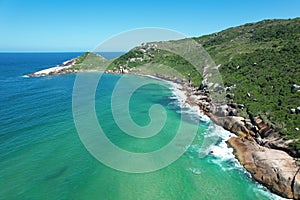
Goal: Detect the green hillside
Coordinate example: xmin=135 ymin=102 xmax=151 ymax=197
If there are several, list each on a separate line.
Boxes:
xmin=71 ymin=52 xmax=112 ymax=70
xmin=107 ymin=18 xmax=300 ymax=149
xmin=107 ymin=44 xmax=203 ymax=85
xmin=195 ymin=18 xmax=300 ymax=146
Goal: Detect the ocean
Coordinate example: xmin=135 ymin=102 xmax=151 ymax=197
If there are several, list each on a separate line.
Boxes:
xmin=0 ymin=53 xmax=283 ymax=199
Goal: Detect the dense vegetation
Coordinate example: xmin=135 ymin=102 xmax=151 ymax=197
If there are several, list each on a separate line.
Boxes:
xmin=73 ymin=18 xmax=300 ymax=149
xmin=107 ymin=18 xmax=300 ymax=149
xmin=194 ymin=18 xmax=300 ymax=147
xmin=71 ymin=52 xmax=111 ymax=70
xmin=107 ymin=47 xmax=202 ymax=85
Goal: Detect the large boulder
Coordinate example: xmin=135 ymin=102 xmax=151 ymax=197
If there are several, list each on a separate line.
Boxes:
xmin=210 ymin=104 xmax=229 ymax=117
xmin=209 ymin=115 xmax=250 ymax=138
xmin=226 ymin=93 xmax=235 ymax=99
xmin=228 ymin=108 xmax=238 ymax=116
xmin=227 ymin=137 xmax=300 ymax=199
xmin=292 ymin=84 xmax=300 ymax=91
xmin=296 ymin=107 xmax=300 ymax=114
xmin=294 ymin=172 xmax=300 ymax=199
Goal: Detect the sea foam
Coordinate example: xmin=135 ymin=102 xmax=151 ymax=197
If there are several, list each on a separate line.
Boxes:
xmin=168 ymin=81 xmax=210 ymax=123
xmin=167 ymin=81 xmax=287 ymax=200
xmin=146 ymin=76 xmax=287 ymax=199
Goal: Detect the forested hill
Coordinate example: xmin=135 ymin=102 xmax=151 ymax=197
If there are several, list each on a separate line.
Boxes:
xmin=107 ymin=18 xmax=300 ymax=148
xmin=63 ymin=18 xmax=300 ymax=149
xmin=194 ymin=18 xmax=300 ymax=145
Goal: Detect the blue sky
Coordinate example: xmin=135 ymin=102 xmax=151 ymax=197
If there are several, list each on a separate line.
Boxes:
xmin=0 ymin=0 xmax=299 ymax=52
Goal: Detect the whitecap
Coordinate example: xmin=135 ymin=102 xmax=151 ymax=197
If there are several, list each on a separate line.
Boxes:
xmin=163 ymin=79 xmax=288 ymax=200
xmin=187 ymin=167 xmax=201 ymax=175
xmin=166 ymin=82 xmax=211 ymax=125
xmin=252 ymin=183 xmax=291 ymax=200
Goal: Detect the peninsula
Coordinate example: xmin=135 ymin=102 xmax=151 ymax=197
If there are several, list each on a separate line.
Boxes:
xmin=28 ymin=18 xmax=300 ymax=199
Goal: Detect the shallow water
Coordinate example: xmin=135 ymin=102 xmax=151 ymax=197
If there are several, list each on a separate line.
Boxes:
xmin=0 ymin=53 xmax=284 ymax=199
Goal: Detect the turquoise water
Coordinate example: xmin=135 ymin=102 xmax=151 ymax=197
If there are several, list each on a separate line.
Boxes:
xmin=0 ymin=53 xmax=282 ymax=199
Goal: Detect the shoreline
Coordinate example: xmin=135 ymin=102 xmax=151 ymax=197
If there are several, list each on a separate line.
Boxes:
xmin=135 ymin=73 xmax=300 ymax=199
xmin=26 ymin=67 xmax=300 ymax=199
xmin=114 ymin=71 xmax=300 ymax=199
xmin=179 ymin=78 xmax=300 ymax=199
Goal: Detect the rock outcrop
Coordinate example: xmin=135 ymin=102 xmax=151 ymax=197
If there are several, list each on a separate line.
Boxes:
xmin=227 ymin=137 xmax=300 ymax=199
xmin=294 ymin=171 xmax=300 ymax=199
xmin=185 ymin=84 xmax=300 ymax=199
xmin=208 ymin=115 xmax=253 ymax=139
xmin=28 ymin=58 xmax=77 ymax=77
xmin=255 ymin=118 xmax=300 ymax=158
xmin=292 ymin=84 xmax=300 ymax=92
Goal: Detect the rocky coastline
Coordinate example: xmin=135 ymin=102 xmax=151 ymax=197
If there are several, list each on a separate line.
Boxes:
xmin=184 ymin=83 xmax=300 ymax=199
xmin=130 ymin=72 xmax=300 ymax=199
xmin=28 ymin=58 xmax=78 ymax=77
xmin=27 ymin=65 xmax=300 ymax=199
